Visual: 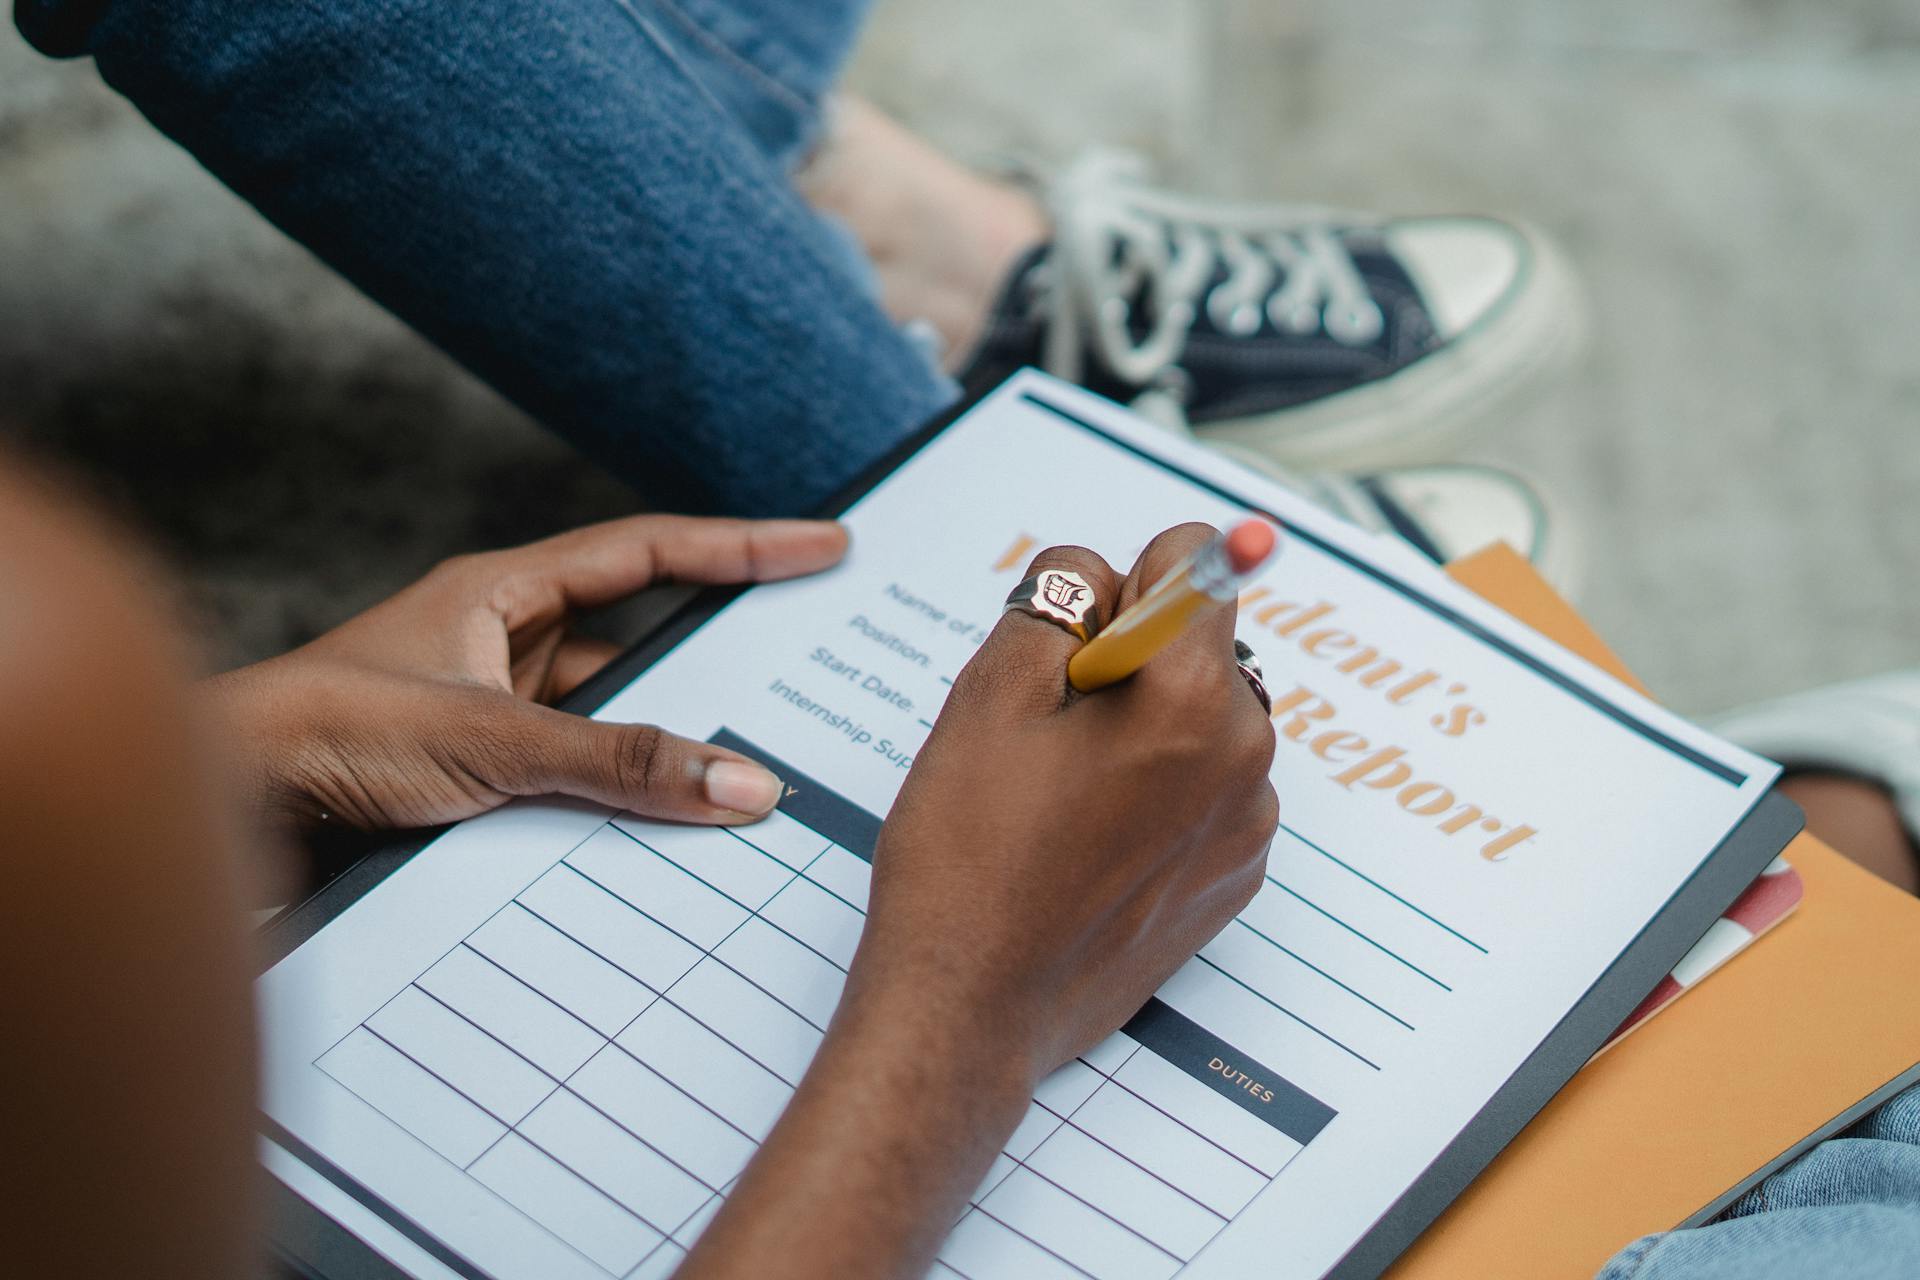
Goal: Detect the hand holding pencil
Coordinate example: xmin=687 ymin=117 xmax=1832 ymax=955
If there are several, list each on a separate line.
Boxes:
xmin=1066 ymin=518 xmax=1279 ymax=696
xmin=999 ymin=517 xmax=1279 ymax=712
xmin=859 ymin=520 xmax=1282 ymax=1084
xmin=666 ymin=523 xmax=1288 ymax=1280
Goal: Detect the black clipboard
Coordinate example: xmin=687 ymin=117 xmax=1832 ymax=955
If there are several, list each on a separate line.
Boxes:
xmin=259 ymin=378 xmax=1806 ymax=1280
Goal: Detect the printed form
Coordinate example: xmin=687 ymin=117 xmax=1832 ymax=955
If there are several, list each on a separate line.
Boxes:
xmin=260 ymin=371 xmax=1779 ymax=1280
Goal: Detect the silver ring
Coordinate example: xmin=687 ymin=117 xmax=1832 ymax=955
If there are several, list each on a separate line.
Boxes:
xmin=1234 ymin=639 xmax=1272 ymax=715
xmin=1004 ymin=569 xmax=1096 ymax=642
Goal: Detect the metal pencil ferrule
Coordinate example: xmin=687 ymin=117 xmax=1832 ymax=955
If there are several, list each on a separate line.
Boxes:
xmin=1184 ymin=539 xmax=1247 ymax=603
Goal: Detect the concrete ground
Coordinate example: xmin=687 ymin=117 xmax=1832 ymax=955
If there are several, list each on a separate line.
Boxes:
xmin=2 ymin=2 xmax=1917 ymax=713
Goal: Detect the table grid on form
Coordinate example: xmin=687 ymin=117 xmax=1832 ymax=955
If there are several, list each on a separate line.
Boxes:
xmin=307 ymin=730 xmax=1501 ymax=1280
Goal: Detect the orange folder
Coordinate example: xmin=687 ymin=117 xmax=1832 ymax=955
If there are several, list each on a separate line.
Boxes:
xmin=1382 ymin=544 xmax=1920 ymax=1278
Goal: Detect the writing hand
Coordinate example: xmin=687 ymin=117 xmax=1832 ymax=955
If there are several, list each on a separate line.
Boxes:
xmin=681 ymin=523 xmax=1278 ymax=1280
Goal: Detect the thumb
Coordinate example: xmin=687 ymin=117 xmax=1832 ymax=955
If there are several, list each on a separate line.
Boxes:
xmin=487 ymin=701 xmax=786 ymax=824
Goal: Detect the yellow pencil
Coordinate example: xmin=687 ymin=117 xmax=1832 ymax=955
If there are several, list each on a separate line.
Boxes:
xmin=1067 ymin=519 xmax=1280 ymax=692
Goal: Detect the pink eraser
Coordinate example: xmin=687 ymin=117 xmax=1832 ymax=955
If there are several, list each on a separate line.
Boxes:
xmin=1224 ymin=519 xmax=1278 ymax=575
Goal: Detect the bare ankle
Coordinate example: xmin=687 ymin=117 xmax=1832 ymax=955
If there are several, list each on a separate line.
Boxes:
xmin=1777 ymin=771 xmax=1919 ymax=894
xmin=795 ymin=96 xmax=1046 ymax=367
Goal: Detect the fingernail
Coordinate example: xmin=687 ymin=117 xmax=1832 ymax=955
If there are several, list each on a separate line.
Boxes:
xmin=705 ymin=760 xmax=783 ymax=817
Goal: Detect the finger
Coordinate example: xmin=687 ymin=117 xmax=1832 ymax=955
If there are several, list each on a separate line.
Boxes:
xmin=545 ymin=637 xmax=624 ymax=703
xmin=1110 ymin=523 xmax=1274 ymax=736
xmin=1118 ymin=522 xmax=1242 ymax=683
xmin=1114 ymin=523 xmax=1221 ymax=613
xmin=956 ymin=545 xmax=1122 ymax=719
xmin=479 ymin=516 xmax=850 ymax=623
xmin=479 ymin=701 xmax=788 ymax=824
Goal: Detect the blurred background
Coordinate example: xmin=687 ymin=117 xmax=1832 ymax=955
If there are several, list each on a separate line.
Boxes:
xmin=2 ymin=0 xmax=1917 ymax=713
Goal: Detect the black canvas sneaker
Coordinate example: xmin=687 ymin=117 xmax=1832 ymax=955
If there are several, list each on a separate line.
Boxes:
xmin=959 ymin=150 xmax=1585 ymax=472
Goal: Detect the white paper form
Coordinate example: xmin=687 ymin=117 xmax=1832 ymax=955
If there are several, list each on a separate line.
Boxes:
xmin=259 ymin=371 xmax=1779 ymax=1280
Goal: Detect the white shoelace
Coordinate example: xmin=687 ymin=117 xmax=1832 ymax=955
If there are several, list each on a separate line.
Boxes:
xmin=1034 ymin=150 xmax=1387 ymax=432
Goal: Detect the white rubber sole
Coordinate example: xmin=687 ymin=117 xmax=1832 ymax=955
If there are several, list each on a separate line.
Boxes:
xmin=1208 ymin=444 xmax=1586 ymax=601
xmin=1523 ymin=466 xmax=1583 ymax=602
xmin=1193 ymin=220 xmax=1589 ymax=473
xmin=1480 ymin=462 xmax=1582 ymax=602
xmin=1368 ymin=461 xmax=1583 ymax=601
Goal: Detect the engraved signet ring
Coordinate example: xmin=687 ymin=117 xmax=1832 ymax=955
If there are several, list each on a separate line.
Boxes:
xmin=1003 ymin=569 xmax=1097 ymax=642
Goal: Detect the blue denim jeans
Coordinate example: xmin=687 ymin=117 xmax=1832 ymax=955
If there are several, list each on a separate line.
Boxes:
xmin=14 ymin=0 xmax=956 ymax=515
xmin=1597 ymin=1080 xmax=1920 ymax=1280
